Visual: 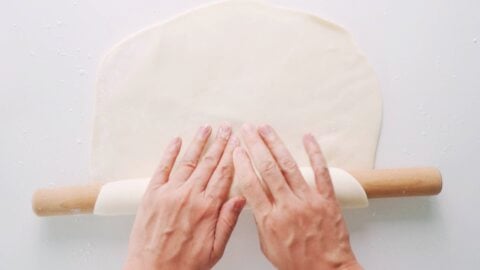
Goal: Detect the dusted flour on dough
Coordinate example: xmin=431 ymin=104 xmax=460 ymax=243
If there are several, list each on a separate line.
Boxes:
xmin=92 ymin=0 xmax=382 ymax=181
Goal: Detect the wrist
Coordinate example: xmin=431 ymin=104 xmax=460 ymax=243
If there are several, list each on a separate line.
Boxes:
xmin=124 ymin=257 xmax=152 ymax=270
xmin=124 ymin=252 xmax=164 ymax=270
xmin=124 ymin=253 xmax=202 ymax=270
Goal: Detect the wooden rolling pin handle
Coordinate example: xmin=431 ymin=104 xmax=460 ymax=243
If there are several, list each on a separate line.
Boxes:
xmin=32 ymin=167 xmax=442 ymax=216
xmin=348 ymin=167 xmax=442 ymax=198
xmin=32 ymin=182 xmax=103 ymax=216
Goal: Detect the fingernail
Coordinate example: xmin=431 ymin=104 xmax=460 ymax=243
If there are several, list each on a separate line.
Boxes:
xmin=217 ymin=122 xmax=232 ymax=140
xmin=258 ymin=124 xmax=273 ymax=137
xmin=229 ymin=135 xmax=240 ymax=146
xmin=199 ymin=124 xmax=212 ymax=138
xmin=233 ymin=198 xmax=246 ymax=213
xmin=304 ymin=133 xmax=315 ymax=141
xmin=169 ymin=137 xmax=181 ymax=148
xmin=242 ymin=123 xmax=256 ymax=134
xmin=168 ymin=137 xmax=181 ymax=151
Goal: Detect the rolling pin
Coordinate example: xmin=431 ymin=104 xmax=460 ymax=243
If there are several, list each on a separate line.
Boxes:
xmin=32 ymin=167 xmax=442 ymax=217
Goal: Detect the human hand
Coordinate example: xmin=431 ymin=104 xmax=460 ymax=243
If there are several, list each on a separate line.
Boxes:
xmin=125 ymin=123 xmax=246 ymax=270
xmin=233 ymin=124 xmax=361 ymax=270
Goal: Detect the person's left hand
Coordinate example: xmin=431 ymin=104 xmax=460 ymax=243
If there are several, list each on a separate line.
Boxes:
xmin=124 ymin=123 xmax=246 ymax=270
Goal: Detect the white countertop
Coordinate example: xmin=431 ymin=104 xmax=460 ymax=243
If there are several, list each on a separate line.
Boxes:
xmin=1 ymin=0 xmax=479 ymax=269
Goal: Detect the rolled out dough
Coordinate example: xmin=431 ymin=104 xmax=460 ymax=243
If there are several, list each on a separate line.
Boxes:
xmin=91 ymin=0 xmax=382 ymax=183
xmin=93 ymin=167 xmax=368 ymax=215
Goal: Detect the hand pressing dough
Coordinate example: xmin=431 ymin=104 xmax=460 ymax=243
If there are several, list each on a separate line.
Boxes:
xmin=93 ymin=167 xmax=368 ymax=215
xmin=91 ymin=0 xmax=382 ymax=200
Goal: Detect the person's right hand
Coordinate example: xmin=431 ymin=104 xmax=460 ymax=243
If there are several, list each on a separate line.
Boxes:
xmin=233 ymin=124 xmax=362 ymax=270
xmin=125 ymin=123 xmax=245 ymax=270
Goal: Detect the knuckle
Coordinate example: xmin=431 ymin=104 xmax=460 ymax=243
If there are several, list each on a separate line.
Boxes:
xmin=279 ymin=158 xmax=297 ymax=173
xmin=180 ymin=159 xmax=197 ymax=170
xmin=217 ymin=164 xmax=233 ymax=179
xmin=204 ymin=194 xmax=222 ymax=209
xmin=313 ymin=165 xmax=330 ymax=178
xmin=156 ymin=164 xmax=171 ymax=175
xmin=271 ymin=183 xmax=288 ymax=194
xmin=141 ymin=190 xmax=155 ymax=203
xmin=290 ymin=202 xmax=305 ymax=214
xmin=201 ymin=155 xmax=217 ymax=166
xmin=220 ymin=214 xmax=235 ymax=229
xmin=263 ymin=216 xmax=277 ymax=229
xmin=209 ymin=198 xmax=222 ymax=210
xmin=277 ymin=201 xmax=297 ymax=214
xmin=164 ymin=193 xmax=183 ymax=208
xmin=189 ymin=200 xmax=203 ymax=213
xmin=324 ymin=204 xmax=337 ymax=216
xmin=310 ymin=199 xmax=324 ymax=212
xmin=282 ymin=205 xmax=296 ymax=217
xmin=206 ymin=183 xmax=222 ymax=195
xmin=260 ymin=160 xmax=277 ymax=174
xmin=310 ymin=195 xmax=323 ymax=206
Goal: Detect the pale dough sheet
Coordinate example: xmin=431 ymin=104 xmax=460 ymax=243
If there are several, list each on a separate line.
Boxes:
xmin=90 ymin=0 xmax=381 ymax=213
xmin=91 ymin=0 xmax=382 ymax=183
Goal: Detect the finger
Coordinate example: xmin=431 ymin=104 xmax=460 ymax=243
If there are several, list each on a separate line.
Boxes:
xmin=205 ymin=134 xmax=239 ymax=200
xmin=189 ymin=123 xmax=232 ymax=191
xmin=303 ymin=133 xmax=335 ymax=199
xmin=241 ymin=123 xmax=293 ymax=201
xmin=258 ymin=124 xmax=310 ymax=197
xmin=233 ymin=147 xmax=271 ymax=215
xmin=170 ymin=125 xmax=212 ymax=184
xmin=148 ymin=137 xmax=182 ymax=189
xmin=212 ymin=196 xmax=246 ymax=260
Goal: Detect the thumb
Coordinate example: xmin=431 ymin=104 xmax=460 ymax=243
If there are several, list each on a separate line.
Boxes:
xmin=212 ymin=196 xmax=246 ymax=260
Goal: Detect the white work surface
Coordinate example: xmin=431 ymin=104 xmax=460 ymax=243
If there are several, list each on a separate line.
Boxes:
xmin=1 ymin=0 xmax=479 ymax=269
